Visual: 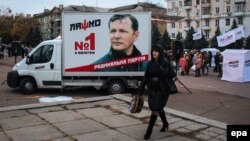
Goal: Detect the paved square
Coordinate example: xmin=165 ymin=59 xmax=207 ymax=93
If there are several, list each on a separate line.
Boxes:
xmin=6 ymin=125 xmax=64 ymax=141
xmin=54 ymin=118 xmax=108 ymax=135
xmin=38 ymin=110 xmax=85 ymax=123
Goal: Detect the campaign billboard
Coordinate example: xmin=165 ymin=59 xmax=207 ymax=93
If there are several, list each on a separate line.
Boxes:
xmin=62 ymin=12 xmax=151 ymax=76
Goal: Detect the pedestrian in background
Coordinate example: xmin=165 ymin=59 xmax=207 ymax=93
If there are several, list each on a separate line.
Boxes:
xmin=139 ymin=44 xmax=176 ymax=140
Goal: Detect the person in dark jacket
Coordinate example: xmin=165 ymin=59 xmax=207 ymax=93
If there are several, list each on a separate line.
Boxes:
xmin=93 ymin=14 xmax=147 ymax=71
xmin=140 ymin=45 xmax=176 ymax=140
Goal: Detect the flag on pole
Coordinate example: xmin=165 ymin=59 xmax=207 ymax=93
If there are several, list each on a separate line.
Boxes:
xmin=217 ymin=30 xmax=236 ymax=47
xmin=193 ymin=30 xmax=202 ymax=40
xmin=235 ymin=26 xmax=245 ymax=40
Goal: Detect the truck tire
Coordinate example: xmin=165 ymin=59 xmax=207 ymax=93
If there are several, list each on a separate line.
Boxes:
xmin=19 ymin=78 xmax=37 ymax=94
xmin=107 ymin=80 xmax=125 ymax=94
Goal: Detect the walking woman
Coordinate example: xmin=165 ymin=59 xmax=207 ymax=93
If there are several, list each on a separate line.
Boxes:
xmin=139 ymin=45 xmax=176 ymax=140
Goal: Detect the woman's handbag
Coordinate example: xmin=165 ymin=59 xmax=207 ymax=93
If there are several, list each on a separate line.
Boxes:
xmin=129 ymin=95 xmax=144 ymax=113
xmin=191 ymin=64 xmax=196 ymax=71
xmin=165 ymin=78 xmax=178 ymax=94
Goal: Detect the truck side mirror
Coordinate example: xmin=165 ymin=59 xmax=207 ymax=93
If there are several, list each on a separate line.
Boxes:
xmin=26 ymin=55 xmax=31 ymax=64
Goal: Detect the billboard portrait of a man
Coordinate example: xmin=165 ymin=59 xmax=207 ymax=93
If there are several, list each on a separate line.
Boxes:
xmin=93 ymin=14 xmax=147 ymax=72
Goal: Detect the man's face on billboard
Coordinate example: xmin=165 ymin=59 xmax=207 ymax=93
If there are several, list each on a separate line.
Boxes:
xmin=109 ymin=17 xmax=139 ymax=55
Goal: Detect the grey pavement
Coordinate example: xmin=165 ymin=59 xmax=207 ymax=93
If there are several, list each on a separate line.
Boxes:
xmin=0 ymin=95 xmax=226 ymax=141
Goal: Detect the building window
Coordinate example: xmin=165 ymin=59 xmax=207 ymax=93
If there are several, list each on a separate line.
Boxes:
xmin=227 ymin=6 xmax=231 ymax=13
xmin=235 ymin=2 xmax=246 ymax=12
xmin=171 ymin=33 xmax=176 ymax=38
xmin=226 ymin=19 xmax=230 ymax=26
xmin=172 ymin=2 xmax=176 ymax=9
xmin=205 ymin=20 xmax=209 ymax=26
xmin=196 ymin=10 xmax=200 ymax=16
xmin=216 ymin=0 xmax=219 ymax=2
xmin=196 ymin=0 xmax=200 ymax=5
xmin=203 ymin=7 xmax=211 ymax=15
xmin=187 ymin=21 xmax=191 ymax=27
xmin=238 ymin=17 xmax=243 ymax=24
xmin=196 ymin=21 xmax=200 ymax=28
xmin=179 ymin=1 xmax=182 ymax=7
xmin=171 ymin=22 xmax=176 ymax=28
xmin=205 ymin=30 xmax=209 ymax=38
xmin=216 ymin=19 xmax=219 ymax=26
xmin=216 ymin=7 xmax=219 ymax=14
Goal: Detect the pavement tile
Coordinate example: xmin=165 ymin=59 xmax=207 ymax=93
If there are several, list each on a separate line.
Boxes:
xmin=206 ymin=127 xmax=226 ymax=134
xmin=215 ymin=134 xmax=226 ymax=141
xmin=6 ymin=125 xmax=64 ymax=141
xmin=54 ymin=119 xmax=108 ymax=136
xmin=200 ymin=129 xmax=220 ymax=137
xmin=28 ymin=106 xmax=64 ymax=114
xmin=175 ymin=128 xmax=192 ymax=134
xmin=95 ymin=99 xmax=126 ymax=106
xmin=0 ymin=115 xmax=46 ymax=130
xmin=52 ymin=137 xmax=74 ymax=141
xmin=0 ymin=110 xmax=29 ymax=119
xmin=38 ymin=110 xmax=85 ymax=123
xmin=170 ymin=120 xmax=195 ymax=130
xmin=73 ymin=129 xmax=137 ymax=141
xmin=154 ymin=135 xmax=197 ymax=141
xmin=168 ymin=117 xmax=183 ymax=124
xmin=94 ymin=114 xmax=142 ymax=128
xmin=195 ymin=133 xmax=212 ymax=140
xmin=120 ymin=108 xmax=151 ymax=118
xmin=208 ymin=137 xmax=222 ymax=141
xmin=66 ymin=102 xmax=100 ymax=110
xmin=117 ymin=124 xmax=173 ymax=140
xmin=0 ymin=131 xmax=10 ymax=141
xmin=110 ymin=103 xmax=129 ymax=110
xmin=184 ymin=123 xmax=208 ymax=131
xmin=76 ymin=107 xmax=118 ymax=118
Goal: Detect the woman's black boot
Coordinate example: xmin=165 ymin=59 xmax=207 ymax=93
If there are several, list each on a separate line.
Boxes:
xmin=159 ymin=110 xmax=168 ymax=132
xmin=144 ymin=114 xmax=157 ymax=140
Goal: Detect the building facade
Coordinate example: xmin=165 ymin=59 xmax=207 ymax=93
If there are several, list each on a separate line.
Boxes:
xmin=34 ymin=5 xmax=107 ymax=40
xmin=165 ymin=0 xmax=250 ymax=44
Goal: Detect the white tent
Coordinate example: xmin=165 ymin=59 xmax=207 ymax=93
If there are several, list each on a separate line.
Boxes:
xmin=221 ymin=49 xmax=250 ymax=82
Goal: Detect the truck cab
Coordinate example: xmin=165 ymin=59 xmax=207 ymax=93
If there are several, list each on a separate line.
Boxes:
xmin=7 ymin=38 xmax=62 ymax=94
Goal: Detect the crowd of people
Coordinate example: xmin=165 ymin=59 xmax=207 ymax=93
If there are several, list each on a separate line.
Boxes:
xmin=165 ymin=49 xmax=223 ymax=78
xmin=0 ymin=43 xmax=32 ymax=59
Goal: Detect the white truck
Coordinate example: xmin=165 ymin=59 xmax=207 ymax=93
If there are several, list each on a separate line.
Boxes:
xmin=7 ymin=12 xmax=151 ymax=94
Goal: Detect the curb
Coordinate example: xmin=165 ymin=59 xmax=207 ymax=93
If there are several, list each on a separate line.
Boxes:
xmin=112 ymin=94 xmax=227 ymax=129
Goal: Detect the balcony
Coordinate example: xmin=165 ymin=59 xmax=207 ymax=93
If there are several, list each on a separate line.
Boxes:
xmin=202 ymin=14 xmax=211 ymax=19
xmin=184 ymin=27 xmax=190 ymax=31
xmin=202 ymin=26 xmax=210 ymax=30
xmin=183 ymin=5 xmax=192 ymax=10
xmin=184 ymin=16 xmax=191 ymax=21
xmin=201 ymin=3 xmax=211 ymax=7
xmin=235 ymin=0 xmax=246 ymax=2
xmin=233 ymin=11 xmax=245 ymax=16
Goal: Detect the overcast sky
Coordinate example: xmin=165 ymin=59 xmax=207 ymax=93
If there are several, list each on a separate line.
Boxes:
xmin=1 ymin=0 xmax=166 ymax=15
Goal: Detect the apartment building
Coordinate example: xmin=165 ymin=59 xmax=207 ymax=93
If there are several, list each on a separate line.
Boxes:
xmin=34 ymin=5 xmax=107 ymax=40
xmin=165 ymin=0 xmax=250 ymax=43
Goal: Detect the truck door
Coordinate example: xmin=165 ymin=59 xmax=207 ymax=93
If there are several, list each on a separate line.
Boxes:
xmin=28 ymin=44 xmax=57 ymax=87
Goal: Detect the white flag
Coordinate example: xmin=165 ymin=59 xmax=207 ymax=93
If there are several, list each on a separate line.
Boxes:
xmin=235 ymin=26 xmax=245 ymax=40
xmin=217 ymin=30 xmax=236 ymax=47
xmin=193 ymin=30 xmax=202 ymax=40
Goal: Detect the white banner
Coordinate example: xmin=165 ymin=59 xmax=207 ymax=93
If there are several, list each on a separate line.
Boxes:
xmin=235 ymin=26 xmax=245 ymax=40
xmin=217 ymin=30 xmax=236 ymax=47
xmin=193 ymin=30 xmax=202 ymax=40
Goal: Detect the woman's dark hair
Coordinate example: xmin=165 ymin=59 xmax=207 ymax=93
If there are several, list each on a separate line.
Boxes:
xmin=108 ymin=14 xmax=139 ymax=31
xmin=151 ymin=44 xmax=164 ymax=63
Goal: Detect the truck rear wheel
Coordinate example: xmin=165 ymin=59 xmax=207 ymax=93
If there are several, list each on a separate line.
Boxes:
xmin=19 ymin=78 xmax=37 ymax=94
xmin=107 ymin=80 xmax=125 ymax=94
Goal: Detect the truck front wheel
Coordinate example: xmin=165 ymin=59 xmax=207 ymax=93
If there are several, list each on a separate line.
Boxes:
xmin=107 ymin=80 xmax=125 ymax=94
xmin=19 ymin=78 xmax=37 ymax=94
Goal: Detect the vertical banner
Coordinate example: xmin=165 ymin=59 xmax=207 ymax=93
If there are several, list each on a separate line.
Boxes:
xmin=235 ymin=26 xmax=245 ymax=40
